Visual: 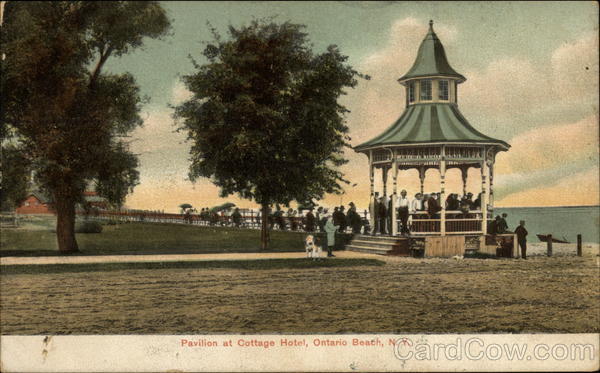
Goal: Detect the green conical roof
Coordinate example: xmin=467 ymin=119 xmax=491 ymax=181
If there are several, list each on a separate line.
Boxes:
xmin=354 ymin=21 xmax=509 ymax=152
xmin=398 ymin=20 xmax=465 ymax=83
xmin=354 ymin=104 xmax=510 ymax=150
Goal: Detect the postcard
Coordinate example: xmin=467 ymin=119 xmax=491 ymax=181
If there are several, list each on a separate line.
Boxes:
xmin=1 ymin=1 xmax=598 ymax=372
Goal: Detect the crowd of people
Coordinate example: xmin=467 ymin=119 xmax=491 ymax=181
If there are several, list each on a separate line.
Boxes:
xmin=488 ymin=213 xmax=529 ymax=259
xmin=263 ymin=203 xmax=367 ymax=234
xmin=368 ymin=190 xmax=484 ymax=236
xmin=106 ymin=197 xmax=530 ymax=257
xmin=178 ymin=195 xmax=529 ymax=251
xmin=187 ymin=205 xmax=368 ymax=234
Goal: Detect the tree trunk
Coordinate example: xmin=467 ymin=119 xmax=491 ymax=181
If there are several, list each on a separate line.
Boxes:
xmin=260 ymin=203 xmax=270 ymax=250
xmin=54 ymin=194 xmax=80 ymax=253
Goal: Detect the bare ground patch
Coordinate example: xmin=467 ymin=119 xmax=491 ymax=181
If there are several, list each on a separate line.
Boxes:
xmin=1 ymin=256 xmax=598 ymax=334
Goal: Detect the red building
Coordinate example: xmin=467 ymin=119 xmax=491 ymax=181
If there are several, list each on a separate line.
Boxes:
xmin=15 ymin=192 xmax=53 ymax=214
xmin=15 ymin=190 xmax=110 ymax=214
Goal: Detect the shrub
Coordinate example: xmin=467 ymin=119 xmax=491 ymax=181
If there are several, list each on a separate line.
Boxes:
xmin=75 ymin=221 xmax=103 ymax=234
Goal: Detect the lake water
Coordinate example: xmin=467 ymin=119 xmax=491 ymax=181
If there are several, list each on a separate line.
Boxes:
xmin=495 ymin=205 xmax=600 ymax=243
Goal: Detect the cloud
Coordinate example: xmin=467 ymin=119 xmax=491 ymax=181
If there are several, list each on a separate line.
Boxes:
xmin=124 ymin=180 xmax=230 ymax=212
xmin=170 ymin=80 xmax=193 ymax=105
xmin=461 ymin=57 xmax=547 ymax=119
xmin=487 ymin=114 xmax=598 ymax=205
xmin=130 ymin=108 xmax=186 ymax=154
xmin=495 ymin=115 xmax=599 ymax=175
xmin=130 ymin=80 xmax=193 ymax=155
xmin=460 ymin=32 xmax=598 ymax=138
xmin=496 ymin=167 xmax=599 ymax=207
xmin=551 ymin=32 xmax=599 ymax=104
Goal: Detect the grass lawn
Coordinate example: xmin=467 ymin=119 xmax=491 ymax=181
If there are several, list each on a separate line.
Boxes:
xmin=1 ymin=220 xmax=349 ymax=256
xmin=0 ymin=258 xmax=384 ymax=275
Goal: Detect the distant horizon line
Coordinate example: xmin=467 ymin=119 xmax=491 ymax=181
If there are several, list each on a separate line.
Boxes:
xmin=122 ymin=203 xmax=600 ymax=211
xmin=496 ymin=204 xmax=600 ymax=209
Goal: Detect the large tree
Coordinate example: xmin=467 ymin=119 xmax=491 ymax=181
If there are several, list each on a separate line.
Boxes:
xmin=0 ymin=144 xmax=30 ymax=211
xmin=174 ymin=21 xmax=367 ymax=249
xmin=0 ymin=1 xmax=170 ymax=252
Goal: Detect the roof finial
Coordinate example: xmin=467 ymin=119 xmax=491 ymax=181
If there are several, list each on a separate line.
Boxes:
xmin=429 ymin=19 xmax=434 ymax=30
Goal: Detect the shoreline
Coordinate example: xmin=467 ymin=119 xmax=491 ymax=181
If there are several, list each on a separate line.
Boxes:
xmin=525 ymin=242 xmax=599 ymax=257
xmin=495 ymin=204 xmax=599 ymax=209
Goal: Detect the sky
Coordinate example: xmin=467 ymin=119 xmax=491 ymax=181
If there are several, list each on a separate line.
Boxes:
xmin=99 ymin=1 xmax=598 ymax=212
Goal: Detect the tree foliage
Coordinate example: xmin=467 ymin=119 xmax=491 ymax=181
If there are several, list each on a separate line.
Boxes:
xmin=0 ymin=144 xmax=30 ymax=211
xmin=0 ymin=1 xmax=170 ymax=251
xmin=175 ymin=21 xmax=365 ymax=203
xmin=174 ymin=20 xmax=367 ymax=248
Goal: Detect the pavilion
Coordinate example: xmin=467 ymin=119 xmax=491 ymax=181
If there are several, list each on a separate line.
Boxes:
xmin=354 ymin=20 xmax=510 ymax=237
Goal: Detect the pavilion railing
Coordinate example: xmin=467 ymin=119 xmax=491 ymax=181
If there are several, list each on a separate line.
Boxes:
xmin=407 ymin=210 xmax=485 ymax=235
xmin=445 ymin=218 xmax=482 ymax=233
xmin=410 ymin=218 xmax=441 ymax=233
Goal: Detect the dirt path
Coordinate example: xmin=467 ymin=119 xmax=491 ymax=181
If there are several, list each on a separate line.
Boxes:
xmin=0 ymin=251 xmax=372 ymax=265
xmin=1 ymin=255 xmax=598 ymax=335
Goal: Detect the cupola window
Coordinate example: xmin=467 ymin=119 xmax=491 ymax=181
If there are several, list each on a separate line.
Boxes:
xmin=420 ymin=80 xmax=432 ymax=100
xmin=408 ymin=82 xmax=415 ymax=103
xmin=438 ymin=80 xmax=449 ymax=100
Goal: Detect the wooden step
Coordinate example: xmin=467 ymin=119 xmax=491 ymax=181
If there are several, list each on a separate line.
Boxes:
xmin=350 ymin=239 xmax=399 ymax=249
xmin=352 ymin=234 xmax=406 ymax=243
xmin=345 ymin=244 xmax=392 ymax=256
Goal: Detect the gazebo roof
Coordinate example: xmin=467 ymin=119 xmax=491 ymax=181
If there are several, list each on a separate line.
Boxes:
xmin=354 ymin=103 xmax=510 ymax=151
xmin=354 ymin=20 xmax=509 ymax=153
xmin=398 ymin=20 xmax=466 ymax=83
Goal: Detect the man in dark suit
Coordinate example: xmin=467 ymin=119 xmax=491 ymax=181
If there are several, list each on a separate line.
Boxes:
xmin=465 ymin=192 xmax=475 ymax=209
xmin=338 ymin=206 xmax=347 ymax=233
xmin=497 ymin=213 xmax=509 ymax=233
xmin=332 ymin=207 xmax=341 ymax=227
xmin=305 ymin=208 xmax=315 ymax=232
xmin=348 ymin=202 xmax=362 ymax=234
xmin=316 ymin=206 xmax=324 ymax=232
xmin=427 ymin=193 xmax=441 ymax=218
xmin=378 ymin=196 xmax=387 ymax=235
xmin=515 ymin=220 xmax=528 ymax=259
xmin=370 ymin=192 xmax=379 ymax=235
xmin=387 ymin=196 xmax=393 ymax=234
xmin=488 ymin=215 xmax=500 ymax=235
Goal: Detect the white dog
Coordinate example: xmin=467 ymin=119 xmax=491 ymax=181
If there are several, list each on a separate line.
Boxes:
xmin=305 ymin=235 xmax=322 ymax=259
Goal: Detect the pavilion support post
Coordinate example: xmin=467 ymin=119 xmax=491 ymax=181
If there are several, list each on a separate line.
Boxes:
xmin=489 ymin=163 xmax=494 ymax=211
xmin=481 ymin=150 xmax=489 ymax=235
xmin=382 ymin=166 xmax=389 ymax=197
xmin=418 ymin=167 xmax=426 ymax=195
xmin=369 ymin=150 xmax=375 ymax=232
xmin=382 ymin=166 xmax=389 ymax=235
xmin=440 ymin=146 xmax=446 ymax=236
xmin=461 ymin=166 xmax=468 ymax=197
xmin=391 ymin=149 xmax=398 ymax=236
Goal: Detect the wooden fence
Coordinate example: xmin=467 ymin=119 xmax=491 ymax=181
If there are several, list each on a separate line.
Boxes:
xmin=86 ymin=210 xmax=335 ymax=232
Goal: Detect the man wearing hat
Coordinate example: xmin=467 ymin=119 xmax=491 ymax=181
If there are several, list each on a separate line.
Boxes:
xmin=369 ymin=192 xmax=379 ymax=235
xmin=348 ymin=202 xmax=362 ymax=234
xmin=378 ymin=195 xmax=388 ymax=235
xmin=305 ymin=207 xmax=315 ymax=232
xmin=514 ymin=220 xmax=528 ymax=259
xmin=397 ymin=189 xmax=411 ymax=235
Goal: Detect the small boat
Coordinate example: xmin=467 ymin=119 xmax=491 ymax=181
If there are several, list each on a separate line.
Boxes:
xmin=536 ymin=234 xmax=570 ymax=244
